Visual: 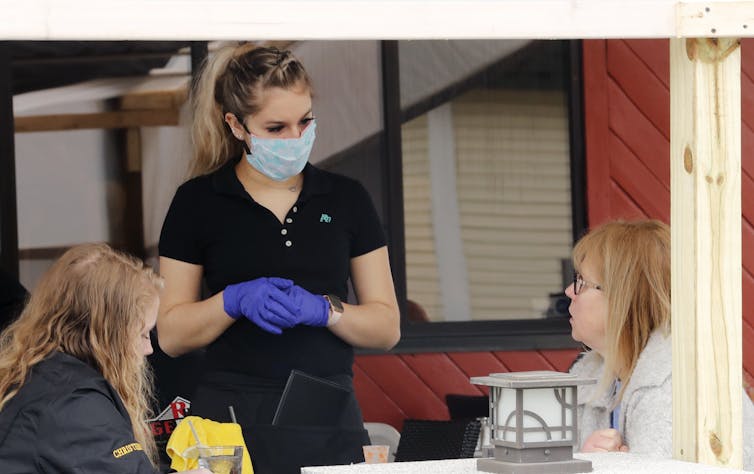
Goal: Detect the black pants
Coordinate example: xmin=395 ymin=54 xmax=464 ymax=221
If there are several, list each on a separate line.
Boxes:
xmin=191 ymin=371 xmax=369 ymax=474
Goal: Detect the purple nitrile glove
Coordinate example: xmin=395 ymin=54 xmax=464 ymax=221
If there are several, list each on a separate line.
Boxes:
xmin=223 ymin=277 xmax=297 ymax=334
xmin=269 ymin=283 xmax=330 ymax=327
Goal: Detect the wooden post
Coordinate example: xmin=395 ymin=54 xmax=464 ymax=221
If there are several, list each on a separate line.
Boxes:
xmin=0 ymin=42 xmax=19 ymax=278
xmin=670 ymin=37 xmax=743 ymax=469
xmin=123 ymin=127 xmax=145 ymax=260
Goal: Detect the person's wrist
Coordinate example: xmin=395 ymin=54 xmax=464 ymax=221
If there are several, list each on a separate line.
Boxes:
xmin=323 ymin=294 xmax=343 ymax=327
xmin=222 ymin=284 xmax=242 ymax=320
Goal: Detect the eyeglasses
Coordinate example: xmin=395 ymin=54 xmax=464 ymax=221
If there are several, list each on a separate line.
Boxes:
xmin=573 ymin=272 xmax=603 ymax=295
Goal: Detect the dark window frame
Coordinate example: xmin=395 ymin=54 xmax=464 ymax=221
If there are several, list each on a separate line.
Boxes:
xmin=370 ymin=39 xmax=587 ymax=355
xmin=0 ymin=42 xmax=19 ymax=277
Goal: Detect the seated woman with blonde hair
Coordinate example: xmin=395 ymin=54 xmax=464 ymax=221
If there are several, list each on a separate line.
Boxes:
xmin=0 ymin=243 xmax=209 ymax=473
xmin=566 ymin=219 xmax=754 ymax=469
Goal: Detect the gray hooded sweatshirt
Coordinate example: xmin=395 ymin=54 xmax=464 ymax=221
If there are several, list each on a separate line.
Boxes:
xmin=569 ymin=330 xmax=754 ymax=470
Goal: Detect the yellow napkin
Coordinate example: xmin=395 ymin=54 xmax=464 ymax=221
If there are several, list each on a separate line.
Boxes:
xmin=166 ymin=415 xmax=254 ymax=473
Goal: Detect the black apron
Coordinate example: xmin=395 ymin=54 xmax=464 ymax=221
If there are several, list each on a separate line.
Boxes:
xmin=190 ymin=371 xmax=369 ymax=474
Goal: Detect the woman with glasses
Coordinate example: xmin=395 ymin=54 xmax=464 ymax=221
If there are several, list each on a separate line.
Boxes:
xmin=565 ymin=219 xmax=753 ymax=468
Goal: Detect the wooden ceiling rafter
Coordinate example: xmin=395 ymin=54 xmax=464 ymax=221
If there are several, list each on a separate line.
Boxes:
xmin=12 ymin=40 xmax=298 ymax=133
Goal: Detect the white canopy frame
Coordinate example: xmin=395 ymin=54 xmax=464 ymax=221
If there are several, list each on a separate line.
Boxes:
xmin=0 ymin=1 xmax=752 ymax=40
xmin=2 ymin=0 xmax=753 ymax=468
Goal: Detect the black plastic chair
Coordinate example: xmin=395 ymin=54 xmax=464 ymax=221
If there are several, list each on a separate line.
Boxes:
xmin=445 ymin=394 xmax=489 ymax=420
xmin=394 ymin=419 xmax=481 ymax=462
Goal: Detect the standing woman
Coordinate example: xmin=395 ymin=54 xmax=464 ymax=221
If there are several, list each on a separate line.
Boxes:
xmin=157 ymin=44 xmax=400 ymax=473
xmin=0 ymin=243 xmax=209 ymax=474
xmin=566 ymin=220 xmax=753 ymax=469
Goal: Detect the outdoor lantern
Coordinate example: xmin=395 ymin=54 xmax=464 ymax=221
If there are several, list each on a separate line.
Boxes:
xmin=470 ymin=371 xmax=596 ymax=474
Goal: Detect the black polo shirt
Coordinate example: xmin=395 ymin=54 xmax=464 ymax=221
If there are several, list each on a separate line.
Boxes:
xmin=159 ymin=159 xmax=386 ymax=380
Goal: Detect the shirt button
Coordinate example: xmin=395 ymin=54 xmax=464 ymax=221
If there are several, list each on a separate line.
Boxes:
xmin=286 ymin=217 xmax=293 ymax=224
xmin=281 ymin=229 xmax=288 ymax=235
xmin=285 ymin=240 xmax=292 ymax=247
xmin=292 ymin=206 xmax=298 ymax=213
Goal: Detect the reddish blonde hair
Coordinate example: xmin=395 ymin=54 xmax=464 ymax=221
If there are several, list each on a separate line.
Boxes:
xmin=573 ymin=219 xmax=670 ymax=401
xmin=0 ymin=243 xmax=163 ymax=464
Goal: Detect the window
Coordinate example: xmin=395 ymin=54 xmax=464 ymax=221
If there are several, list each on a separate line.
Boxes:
xmin=384 ymin=40 xmax=586 ymax=352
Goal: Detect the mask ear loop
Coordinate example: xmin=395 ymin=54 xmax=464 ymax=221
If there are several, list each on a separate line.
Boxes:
xmin=228 ymin=114 xmax=252 ymax=154
xmin=240 ymin=123 xmax=252 ymax=154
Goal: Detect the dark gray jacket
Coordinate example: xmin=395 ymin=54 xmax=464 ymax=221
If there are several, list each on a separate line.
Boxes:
xmin=0 ymin=351 xmax=158 ymax=473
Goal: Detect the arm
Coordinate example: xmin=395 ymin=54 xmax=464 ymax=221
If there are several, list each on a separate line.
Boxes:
xmin=157 ymin=256 xmax=235 ymax=357
xmin=580 ymin=429 xmax=629 ymax=452
xmin=622 ymin=383 xmax=672 ymax=457
xmin=328 ymin=246 xmax=400 ymax=350
xmin=37 ymin=389 xmax=160 ymax=473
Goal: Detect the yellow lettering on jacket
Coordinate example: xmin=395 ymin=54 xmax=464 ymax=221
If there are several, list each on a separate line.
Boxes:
xmin=112 ymin=442 xmax=143 ymax=458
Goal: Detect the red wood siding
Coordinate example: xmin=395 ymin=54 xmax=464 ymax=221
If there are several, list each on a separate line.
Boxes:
xmin=354 ymin=348 xmax=579 ymax=430
xmin=354 ymin=40 xmax=754 ymax=431
xmin=582 ymin=38 xmax=754 ymax=391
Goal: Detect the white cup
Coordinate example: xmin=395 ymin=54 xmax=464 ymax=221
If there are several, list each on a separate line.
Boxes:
xmin=362 ymin=444 xmax=389 ymax=464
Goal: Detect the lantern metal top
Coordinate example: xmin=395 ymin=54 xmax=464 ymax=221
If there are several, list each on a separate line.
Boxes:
xmin=471 ymin=370 xmax=596 ymax=389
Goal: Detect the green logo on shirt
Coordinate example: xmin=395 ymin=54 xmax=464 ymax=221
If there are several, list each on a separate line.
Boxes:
xmin=320 ymin=213 xmax=332 ymax=223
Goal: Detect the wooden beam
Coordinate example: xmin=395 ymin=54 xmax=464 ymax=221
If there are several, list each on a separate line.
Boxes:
xmin=119 ymin=88 xmax=187 ymax=110
xmin=670 ymin=37 xmax=743 ymax=469
xmin=7 ymin=0 xmax=754 ymax=41
xmin=123 ymin=128 xmax=145 ymax=259
xmin=17 ymin=246 xmax=70 ymax=261
xmin=14 ymin=109 xmax=180 ymax=132
xmin=676 ymin=2 xmax=754 ymax=38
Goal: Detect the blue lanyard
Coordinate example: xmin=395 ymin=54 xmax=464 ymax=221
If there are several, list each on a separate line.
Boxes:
xmin=610 ymin=405 xmax=620 ymax=430
xmin=610 ymin=380 xmax=621 ymax=430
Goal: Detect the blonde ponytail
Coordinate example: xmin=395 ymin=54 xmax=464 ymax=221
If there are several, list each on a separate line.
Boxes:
xmin=189 ymin=46 xmax=244 ymax=177
xmin=188 ymin=43 xmax=312 ymax=177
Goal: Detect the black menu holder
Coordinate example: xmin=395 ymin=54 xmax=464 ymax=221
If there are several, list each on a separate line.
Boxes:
xmin=271 ymin=370 xmax=351 ymax=426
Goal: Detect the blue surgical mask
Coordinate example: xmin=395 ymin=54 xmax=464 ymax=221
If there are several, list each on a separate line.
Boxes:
xmin=245 ymin=120 xmax=316 ymax=181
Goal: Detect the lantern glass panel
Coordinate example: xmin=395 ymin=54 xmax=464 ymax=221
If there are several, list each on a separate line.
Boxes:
xmin=521 ymin=387 xmax=573 ymax=442
xmin=493 ymin=386 xmax=575 ymax=443
xmin=494 ymin=387 xmax=518 ymax=442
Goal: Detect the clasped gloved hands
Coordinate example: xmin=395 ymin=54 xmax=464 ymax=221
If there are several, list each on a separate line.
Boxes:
xmin=223 ymin=277 xmax=330 ymax=334
xmin=284 ymin=284 xmax=330 ymax=327
xmin=223 ymin=277 xmax=299 ymax=334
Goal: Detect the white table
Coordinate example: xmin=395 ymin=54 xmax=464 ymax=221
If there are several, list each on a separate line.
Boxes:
xmin=302 ymin=453 xmax=750 ymax=473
